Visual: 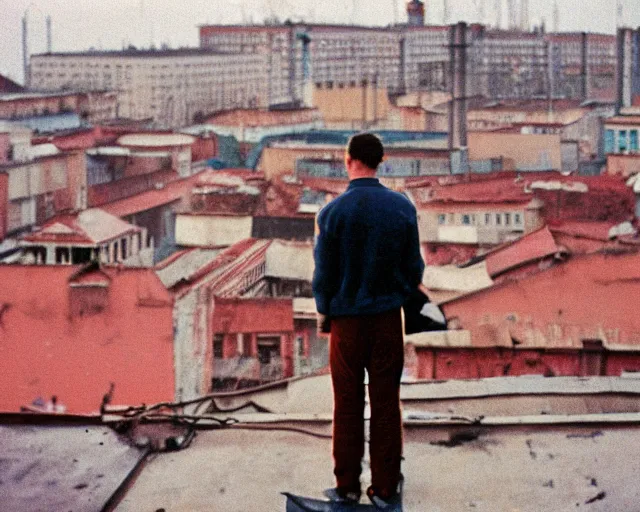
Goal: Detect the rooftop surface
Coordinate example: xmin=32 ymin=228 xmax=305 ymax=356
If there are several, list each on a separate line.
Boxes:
xmin=4 ymin=375 xmax=640 ymax=512
xmin=115 ymin=424 xmax=639 ymax=512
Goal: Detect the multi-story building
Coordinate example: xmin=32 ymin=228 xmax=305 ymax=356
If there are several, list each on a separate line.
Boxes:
xmin=0 ymin=90 xmax=118 ymax=125
xmin=200 ymin=24 xmax=408 ymax=100
xmin=546 ymin=32 xmax=617 ymax=101
xmin=30 ymin=18 xmax=624 ymax=130
xmin=617 ymin=27 xmax=640 ymax=110
xmin=200 ymin=21 xmax=622 ymax=104
xmin=468 ymin=26 xmax=549 ymax=99
xmin=29 ymin=49 xmax=269 ymax=128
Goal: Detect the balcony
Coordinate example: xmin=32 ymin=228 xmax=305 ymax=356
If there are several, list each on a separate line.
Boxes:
xmin=213 ymin=356 xmax=284 ymax=384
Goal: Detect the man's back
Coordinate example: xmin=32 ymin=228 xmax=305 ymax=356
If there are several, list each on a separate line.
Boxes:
xmin=313 ymin=177 xmax=424 ymax=317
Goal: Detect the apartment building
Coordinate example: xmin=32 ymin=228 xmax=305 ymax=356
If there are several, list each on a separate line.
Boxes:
xmin=29 ymin=49 xmax=269 ymax=128
xmin=546 ymin=32 xmax=617 ymax=101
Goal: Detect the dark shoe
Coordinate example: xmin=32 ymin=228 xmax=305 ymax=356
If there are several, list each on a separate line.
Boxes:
xmin=366 ymin=485 xmax=401 ymax=510
xmin=323 ymin=487 xmax=361 ymax=505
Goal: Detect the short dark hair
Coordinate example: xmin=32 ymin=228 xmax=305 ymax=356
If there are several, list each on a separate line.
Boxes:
xmin=347 ymin=132 xmax=384 ymax=170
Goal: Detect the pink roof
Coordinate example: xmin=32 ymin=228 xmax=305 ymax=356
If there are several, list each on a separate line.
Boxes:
xmin=484 ymin=226 xmax=560 ymax=277
xmin=605 ymin=116 xmax=640 ymax=126
xmin=419 ymin=177 xmax=531 ymax=206
xmin=412 ymin=172 xmax=631 ymax=208
xmin=101 ymin=173 xmax=201 ymax=218
xmin=171 ymin=238 xmax=272 ymax=298
xmin=22 ymin=209 xmax=140 ymax=245
xmin=548 ymin=221 xmax=617 ymax=242
xmin=205 ymin=108 xmax=319 ymax=127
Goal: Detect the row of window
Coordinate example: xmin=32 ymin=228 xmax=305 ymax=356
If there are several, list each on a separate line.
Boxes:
xmin=437 ymin=212 xmax=523 ymax=227
xmin=605 ymin=128 xmax=640 ymax=154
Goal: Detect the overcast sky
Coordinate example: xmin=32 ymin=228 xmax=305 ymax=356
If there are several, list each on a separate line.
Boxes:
xmin=2 ymin=0 xmax=639 ymax=84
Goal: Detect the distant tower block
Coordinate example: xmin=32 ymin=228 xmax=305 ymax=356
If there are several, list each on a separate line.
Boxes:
xmin=407 ymin=0 xmax=425 ymax=26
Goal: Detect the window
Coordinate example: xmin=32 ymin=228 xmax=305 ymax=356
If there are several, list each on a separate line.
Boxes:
xmin=514 ymin=213 xmax=522 ymax=225
xmin=297 ymin=336 xmax=305 ymax=357
xmin=619 ymin=130 xmax=628 ymax=152
xmin=462 ymin=214 xmax=471 ymax=225
xmin=485 ymin=213 xmax=491 ymax=225
xmin=631 ymin=130 xmax=639 ymax=152
xmin=238 ymin=333 xmax=252 ymax=356
xmin=505 ymin=213 xmax=511 ymax=226
xmin=213 ymin=334 xmax=224 ymax=359
xmin=438 ymin=214 xmax=446 ymax=225
xmin=495 ymin=213 xmax=502 ymax=225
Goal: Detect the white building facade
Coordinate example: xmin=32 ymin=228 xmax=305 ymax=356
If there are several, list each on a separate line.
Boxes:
xmin=29 ymin=49 xmax=270 ymax=128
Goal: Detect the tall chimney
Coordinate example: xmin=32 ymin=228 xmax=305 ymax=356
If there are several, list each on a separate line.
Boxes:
xmin=448 ymin=22 xmax=468 ymax=151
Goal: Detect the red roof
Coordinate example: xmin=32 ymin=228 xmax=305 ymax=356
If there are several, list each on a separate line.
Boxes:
xmin=418 ymin=177 xmax=532 ymax=206
xmin=548 ymin=221 xmax=617 ymax=242
xmin=605 ymin=116 xmax=640 ymax=126
xmin=299 ymin=176 xmax=349 ymax=195
xmin=171 ymin=238 xmax=271 ymax=298
xmin=411 ymin=172 xmax=632 ymax=208
xmin=101 ymin=173 xmax=202 ymax=218
xmin=22 ymin=209 xmax=140 ymax=245
xmin=484 ymin=226 xmax=560 ymax=277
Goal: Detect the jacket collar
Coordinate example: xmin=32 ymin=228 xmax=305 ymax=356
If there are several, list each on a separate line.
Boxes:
xmin=347 ymin=177 xmax=381 ymax=189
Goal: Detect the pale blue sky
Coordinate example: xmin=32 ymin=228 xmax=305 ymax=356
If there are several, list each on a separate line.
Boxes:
xmin=2 ymin=0 xmax=639 ymax=84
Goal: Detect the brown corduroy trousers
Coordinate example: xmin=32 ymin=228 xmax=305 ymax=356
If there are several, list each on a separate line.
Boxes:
xmin=329 ymin=308 xmax=404 ymax=497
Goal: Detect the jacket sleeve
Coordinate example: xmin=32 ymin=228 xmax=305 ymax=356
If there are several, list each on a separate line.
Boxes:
xmin=312 ymin=212 xmax=340 ymax=316
xmin=405 ymin=211 xmax=425 ymax=289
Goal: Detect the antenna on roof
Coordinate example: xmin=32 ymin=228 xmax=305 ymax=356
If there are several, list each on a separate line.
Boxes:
xmin=443 ymin=0 xmax=449 ymax=24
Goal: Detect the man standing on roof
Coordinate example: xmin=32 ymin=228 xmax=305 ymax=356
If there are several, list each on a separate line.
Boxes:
xmin=312 ymin=132 xmax=425 ymax=509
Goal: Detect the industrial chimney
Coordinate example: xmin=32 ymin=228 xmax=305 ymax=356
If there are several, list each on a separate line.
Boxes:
xmin=407 ymin=0 xmax=425 ymax=26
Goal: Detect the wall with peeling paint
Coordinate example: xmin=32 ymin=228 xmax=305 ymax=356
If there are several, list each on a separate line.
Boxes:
xmin=0 ymin=265 xmax=175 ymax=413
xmin=442 ymin=250 xmax=640 ymax=351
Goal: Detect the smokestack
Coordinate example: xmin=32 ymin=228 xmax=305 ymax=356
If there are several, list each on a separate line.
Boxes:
xmin=22 ymin=15 xmax=29 ymax=88
xmin=448 ymin=22 xmax=468 ymax=152
xmin=46 ymin=15 xmax=52 ymax=53
xmin=616 ymin=27 xmax=640 ymax=113
xmin=581 ymin=32 xmax=588 ymax=100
